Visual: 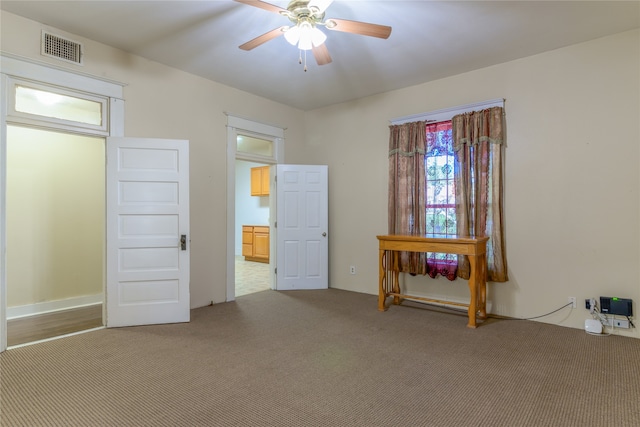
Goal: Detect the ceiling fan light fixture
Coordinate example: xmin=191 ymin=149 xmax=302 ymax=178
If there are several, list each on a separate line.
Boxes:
xmin=284 ymin=25 xmax=300 ymax=46
xmin=293 ymin=21 xmax=326 ymax=51
xmin=298 ymin=22 xmax=313 ymax=50
xmin=310 ymin=27 xmax=327 ymax=47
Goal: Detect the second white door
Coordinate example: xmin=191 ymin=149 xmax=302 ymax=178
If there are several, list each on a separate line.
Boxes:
xmin=275 ymin=165 xmax=328 ymax=290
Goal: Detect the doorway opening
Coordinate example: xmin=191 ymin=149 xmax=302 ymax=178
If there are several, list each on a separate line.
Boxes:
xmin=225 ymin=115 xmax=284 ymax=302
xmin=235 ymin=159 xmax=271 ymax=297
xmin=6 ymin=125 xmax=105 ymax=346
xmin=1 ymin=55 xmax=125 ymax=352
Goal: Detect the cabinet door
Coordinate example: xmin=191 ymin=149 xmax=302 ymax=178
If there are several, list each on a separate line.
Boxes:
xmin=242 ymin=226 xmax=253 ymax=256
xmin=250 ymin=166 xmax=270 ymax=196
xmin=250 ymin=168 xmax=262 ymax=196
xmin=260 ymin=166 xmax=270 ymax=196
xmin=253 ymin=227 xmax=270 ymax=260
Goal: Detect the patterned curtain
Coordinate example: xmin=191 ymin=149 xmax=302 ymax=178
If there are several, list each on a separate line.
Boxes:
xmin=388 ymin=121 xmax=427 ymax=274
xmin=452 ymin=107 xmax=508 ymax=282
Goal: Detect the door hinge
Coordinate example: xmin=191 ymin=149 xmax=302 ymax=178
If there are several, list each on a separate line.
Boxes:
xmin=274 ymin=268 xmax=277 ymax=275
xmin=274 ymin=221 xmax=277 ymax=228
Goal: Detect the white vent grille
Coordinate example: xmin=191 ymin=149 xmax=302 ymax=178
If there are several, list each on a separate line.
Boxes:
xmin=41 ymin=31 xmax=83 ymax=65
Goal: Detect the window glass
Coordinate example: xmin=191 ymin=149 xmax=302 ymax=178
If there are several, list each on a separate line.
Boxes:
xmin=425 ymin=121 xmax=457 ymax=264
xmin=425 ymin=121 xmax=456 ymax=235
xmin=236 ymin=135 xmax=273 ymax=157
xmin=15 ymin=85 xmax=102 ymax=126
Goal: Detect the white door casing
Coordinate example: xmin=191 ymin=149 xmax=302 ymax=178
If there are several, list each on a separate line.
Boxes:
xmin=275 ymin=164 xmax=328 ymax=290
xmin=106 ymin=137 xmax=190 ymax=327
xmin=1 ymin=55 xmax=125 ymax=352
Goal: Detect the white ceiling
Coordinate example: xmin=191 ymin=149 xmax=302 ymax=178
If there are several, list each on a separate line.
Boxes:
xmin=2 ymin=1 xmax=638 ymax=111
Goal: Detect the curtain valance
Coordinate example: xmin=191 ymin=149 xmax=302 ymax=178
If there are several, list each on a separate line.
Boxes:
xmin=452 ymin=107 xmax=504 ymax=152
xmin=388 ymin=121 xmax=426 ymax=157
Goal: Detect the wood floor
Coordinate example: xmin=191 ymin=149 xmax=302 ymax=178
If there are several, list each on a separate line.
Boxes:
xmin=6 ymin=258 xmax=265 ymax=347
xmin=7 ymin=304 xmax=103 ymax=347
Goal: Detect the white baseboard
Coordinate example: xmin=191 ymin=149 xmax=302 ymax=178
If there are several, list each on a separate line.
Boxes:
xmin=7 ymin=294 xmax=103 ymax=320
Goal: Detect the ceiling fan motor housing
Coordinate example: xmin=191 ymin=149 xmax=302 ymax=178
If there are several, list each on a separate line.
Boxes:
xmin=284 ymin=0 xmax=326 ymax=26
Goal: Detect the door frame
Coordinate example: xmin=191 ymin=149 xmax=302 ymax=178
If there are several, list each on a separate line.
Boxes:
xmin=0 ymin=54 xmax=125 ymax=352
xmin=225 ymin=114 xmax=284 ymax=302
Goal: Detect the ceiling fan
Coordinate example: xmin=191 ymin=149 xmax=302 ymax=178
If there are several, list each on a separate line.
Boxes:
xmin=235 ymin=0 xmax=392 ymax=70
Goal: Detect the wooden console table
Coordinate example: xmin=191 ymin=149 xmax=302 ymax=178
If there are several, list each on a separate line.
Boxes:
xmin=377 ymin=234 xmax=489 ymax=328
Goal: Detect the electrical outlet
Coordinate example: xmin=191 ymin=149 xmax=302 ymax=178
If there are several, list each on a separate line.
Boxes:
xmin=349 ymin=265 xmax=356 ymax=275
xmin=602 ymin=317 xmax=630 ymax=328
xmin=613 ymin=319 xmax=630 ymax=328
xmin=568 ymin=297 xmax=576 ymax=309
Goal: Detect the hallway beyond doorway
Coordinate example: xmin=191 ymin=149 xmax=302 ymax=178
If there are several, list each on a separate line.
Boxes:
xmin=235 ymin=256 xmax=270 ymax=296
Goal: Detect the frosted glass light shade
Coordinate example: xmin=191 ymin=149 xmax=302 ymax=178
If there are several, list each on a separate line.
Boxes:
xmin=284 ymin=23 xmax=326 ymax=50
xmin=310 ymin=28 xmax=327 ymax=47
xmin=284 ymin=26 xmax=300 ymax=46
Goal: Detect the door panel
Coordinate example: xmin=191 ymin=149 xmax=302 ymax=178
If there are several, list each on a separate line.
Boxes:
xmin=106 ymin=137 xmax=190 ymax=327
xmin=276 ymin=165 xmax=328 ymax=290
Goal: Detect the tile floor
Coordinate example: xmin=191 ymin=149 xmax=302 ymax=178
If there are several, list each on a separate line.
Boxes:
xmin=235 ymin=256 xmax=271 ymax=296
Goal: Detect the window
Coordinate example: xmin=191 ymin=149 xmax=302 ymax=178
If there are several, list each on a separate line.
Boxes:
xmin=8 ymin=79 xmax=109 ymax=134
xmin=388 ymin=99 xmax=508 ymax=282
xmin=424 ymin=121 xmax=458 ymax=276
xmin=236 ymin=134 xmax=273 ymax=157
xmin=425 ymin=121 xmax=455 ymax=236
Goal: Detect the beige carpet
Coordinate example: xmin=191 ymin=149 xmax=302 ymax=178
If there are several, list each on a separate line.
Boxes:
xmin=1 ymin=289 xmax=639 ymax=426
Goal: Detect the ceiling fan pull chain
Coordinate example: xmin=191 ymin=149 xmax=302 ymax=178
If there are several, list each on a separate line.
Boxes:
xmin=304 ymin=50 xmax=308 ymax=72
xmin=298 ymin=49 xmax=302 ymax=65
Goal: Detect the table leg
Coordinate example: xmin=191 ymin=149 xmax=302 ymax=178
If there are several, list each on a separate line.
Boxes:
xmin=467 ymin=255 xmax=478 ymax=328
xmin=378 ymin=249 xmax=387 ymax=311
xmin=392 ymin=251 xmax=401 ymax=305
xmin=477 ymin=253 xmax=487 ymax=319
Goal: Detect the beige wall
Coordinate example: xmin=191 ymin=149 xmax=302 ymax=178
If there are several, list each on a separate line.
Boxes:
xmin=2 ymin=10 xmax=639 ymax=336
xmin=1 ymin=11 xmax=306 ymax=308
xmin=6 ymin=126 xmax=104 ymax=306
xmin=300 ymin=29 xmax=640 ymax=336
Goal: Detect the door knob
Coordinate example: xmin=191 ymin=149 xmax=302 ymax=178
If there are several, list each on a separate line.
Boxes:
xmin=180 ymin=234 xmax=187 ymax=250
xmin=322 ymin=232 xmax=327 ymax=237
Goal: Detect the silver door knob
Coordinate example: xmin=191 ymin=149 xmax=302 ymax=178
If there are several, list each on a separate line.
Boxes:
xmin=322 ymin=232 xmax=327 ymax=237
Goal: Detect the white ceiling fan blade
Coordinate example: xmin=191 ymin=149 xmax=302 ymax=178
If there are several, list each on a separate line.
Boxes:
xmin=234 ymin=0 xmax=287 ymax=15
xmin=239 ymin=27 xmax=287 ymax=50
xmin=326 ymin=18 xmax=392 ymax=39
xmin=309 ymin=0 xmax=334 ymax=13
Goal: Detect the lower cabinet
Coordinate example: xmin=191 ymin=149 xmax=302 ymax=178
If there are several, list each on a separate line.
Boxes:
xmin=242 ymin=225 xmax=269 ymax=263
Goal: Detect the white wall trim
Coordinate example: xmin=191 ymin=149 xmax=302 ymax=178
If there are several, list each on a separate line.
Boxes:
xmin=225 ymin=113 xmax=286 ymax=139
xmin=390 ymin=98 xmax=505 ymax=125
xmin=7 ymin=293 xmax=102 ymax=320
xmin=1 ymin=52 xmax=126 ymax=97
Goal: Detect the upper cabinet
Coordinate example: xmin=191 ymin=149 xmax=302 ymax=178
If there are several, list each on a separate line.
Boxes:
xmin=250 ymin=166 xmax=269 ymax=196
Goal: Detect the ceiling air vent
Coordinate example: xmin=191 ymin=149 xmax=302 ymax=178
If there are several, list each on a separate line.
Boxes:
xmin=41 ymin=31 xmax=83 ymax=65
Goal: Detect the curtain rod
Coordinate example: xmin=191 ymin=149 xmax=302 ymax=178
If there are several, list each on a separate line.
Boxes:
xmin=389 ymin=98 xmax=505 ymax=126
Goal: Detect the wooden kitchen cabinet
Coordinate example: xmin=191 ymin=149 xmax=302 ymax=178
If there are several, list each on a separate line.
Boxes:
xmin=242 ymin=225 xmax=269 ymax=263
xmin=250 ymin=166 xmax=270 ymax=196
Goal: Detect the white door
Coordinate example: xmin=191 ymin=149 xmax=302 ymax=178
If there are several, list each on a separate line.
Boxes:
xmin=106 ymin=137 xmax=190 ymax=327
xmin=275 ymin=165 xmax=328 ymax=290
